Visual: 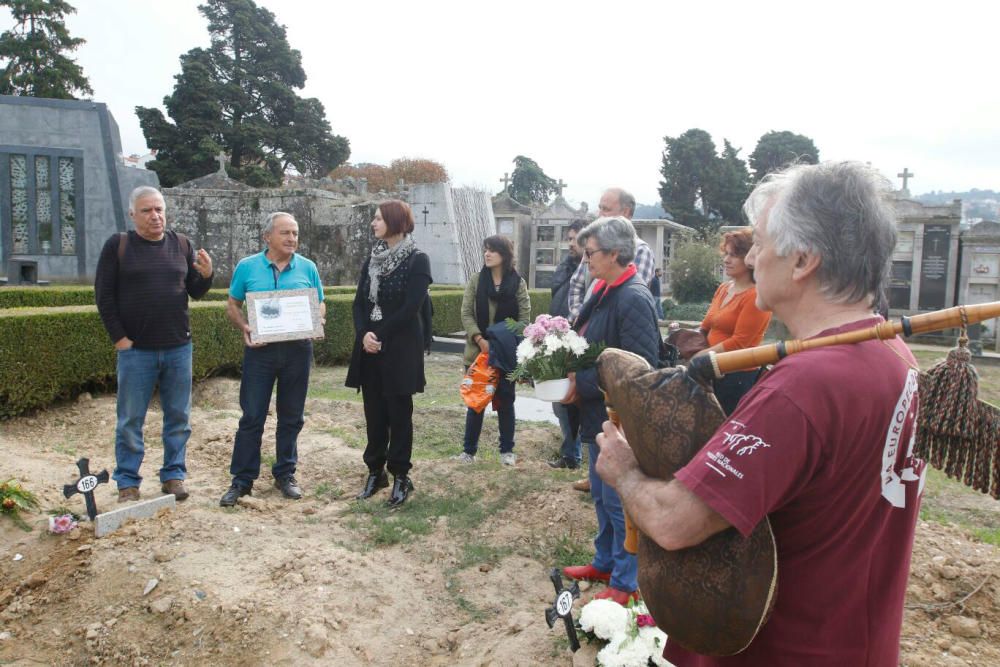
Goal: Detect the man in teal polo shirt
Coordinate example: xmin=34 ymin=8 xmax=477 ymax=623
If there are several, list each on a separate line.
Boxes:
xmin=220 ymin=212 xmax=326 ymax=507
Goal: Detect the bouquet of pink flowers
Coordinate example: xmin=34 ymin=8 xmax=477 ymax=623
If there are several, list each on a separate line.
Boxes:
xmin=506 ymin=314 xmax=603 ymax=384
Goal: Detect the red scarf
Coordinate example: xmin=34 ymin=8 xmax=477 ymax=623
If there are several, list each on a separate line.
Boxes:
xmin=592 ymin=263 xmax=637 ymax=303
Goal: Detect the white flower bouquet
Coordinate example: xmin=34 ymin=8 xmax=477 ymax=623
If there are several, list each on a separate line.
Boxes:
xmin=578 ymin=598 xmax=671 ymax=667
xmin=506 ymin=315 xmax=603 ymax=400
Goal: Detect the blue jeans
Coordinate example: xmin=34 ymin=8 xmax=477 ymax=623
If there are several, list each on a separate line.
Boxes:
xmin=229 ymin=341 xmax=312 ymax=489
xmin=113 ymin=342 xmax=192 ymax=489
xmin=654 ymin=297 xmax=665 ymax=320
xmin=552 ymin=401 xmax=581 ymax=463
xmin=463 ymin=396 xmax=515 ymax=455
xmin=587 ymin=440 xmax=638 ymax=592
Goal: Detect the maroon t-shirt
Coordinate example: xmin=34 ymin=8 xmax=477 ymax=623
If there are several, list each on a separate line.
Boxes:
xmin=666 ymin=317 xmax=924 ymax=667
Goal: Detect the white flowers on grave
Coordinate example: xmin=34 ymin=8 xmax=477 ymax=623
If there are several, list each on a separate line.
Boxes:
xmin=506 ymin=315 xmax=603 ymax=384
xmin=579 ymin=598 xmax=671 ymax=667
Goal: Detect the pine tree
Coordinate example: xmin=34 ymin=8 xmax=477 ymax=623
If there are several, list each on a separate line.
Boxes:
xmin=136 ymin=0 xmax=349 ymax=187
xmin=749 ymin=130 xmax=819 ymax=183
xmin=0 ymin=0 xmax=92 ymax=99
xmin=508 ymin=155 xmax=557 ymax=205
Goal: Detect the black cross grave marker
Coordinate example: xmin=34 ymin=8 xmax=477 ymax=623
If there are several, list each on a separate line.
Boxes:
xmin=544 ymin=568 xmax=581 ymax=652
xmin=63 ymin=458 xmax=109 ymax=521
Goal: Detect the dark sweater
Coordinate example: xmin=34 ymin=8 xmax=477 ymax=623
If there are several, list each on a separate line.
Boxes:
xmin=94 ymin=230 xmax=213 ymax=349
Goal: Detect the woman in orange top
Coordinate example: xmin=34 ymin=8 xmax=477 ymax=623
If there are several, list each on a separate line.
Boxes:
xmin=698 ymin=227 xmax=771 ymax=414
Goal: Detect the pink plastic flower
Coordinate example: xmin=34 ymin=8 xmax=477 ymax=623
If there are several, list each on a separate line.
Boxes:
xmin=49 ymin=514 xmax=78 ymax=534
xmin=636 ymin=614 xmax=656 ymax=628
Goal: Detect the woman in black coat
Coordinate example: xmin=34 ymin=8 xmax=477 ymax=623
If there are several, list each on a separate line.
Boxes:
xmin=345 ymin=200 xmax=432 ymax=507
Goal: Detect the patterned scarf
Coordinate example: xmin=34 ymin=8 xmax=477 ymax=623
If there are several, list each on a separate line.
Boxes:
xmin=367 ymin=234 xmax=416 ymax=321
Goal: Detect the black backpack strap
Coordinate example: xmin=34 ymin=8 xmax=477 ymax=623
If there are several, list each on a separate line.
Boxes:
xmin=117 ymin=232 xmax=128 ymax=262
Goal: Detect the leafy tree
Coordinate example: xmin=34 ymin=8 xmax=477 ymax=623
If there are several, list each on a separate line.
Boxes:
xmin=748 ymin=130 xmax=819 ymax=183
xmin=136 ymin=0 xmax=349 ymax=187
xmin=509 ymin=155 xmax=557 ymax=204
xmin=658 ymin=129 xmax=720 ymax=233
xmin=330 ymin=158 xmax=449 ymax=192
xmin=670 ymin=239 xmax=721 ymax=303
xmin=0 ymin=0 xmax=92 ymax=99
xmin=713 ymin=140 xmax=751 ymax=223
xmin=388 ymin=158 xmax=448 ymax=185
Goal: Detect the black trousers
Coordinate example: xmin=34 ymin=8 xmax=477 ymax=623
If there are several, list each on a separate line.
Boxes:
xmin=360 ymin=365 xmax=414 ymax=477
xmin=713 ymin=368 xmax=761 ymax=416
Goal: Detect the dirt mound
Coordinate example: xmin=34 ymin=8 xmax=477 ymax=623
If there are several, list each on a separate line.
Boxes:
xmin=1 ymin=365 xmax=998 ymax=666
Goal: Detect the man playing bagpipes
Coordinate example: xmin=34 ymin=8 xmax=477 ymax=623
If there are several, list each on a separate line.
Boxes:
xmin=596 ymin=161 xmax=924 ymax=666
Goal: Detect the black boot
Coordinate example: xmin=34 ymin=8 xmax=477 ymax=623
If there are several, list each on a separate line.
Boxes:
xmin=355 ymin=469 xmax=389 ymax=500
xmin=387 ymin=475 xmax=413 ymax=507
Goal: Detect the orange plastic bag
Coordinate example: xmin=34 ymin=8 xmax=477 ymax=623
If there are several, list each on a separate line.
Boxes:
xmin=461 ymin=352 xmax=499 ymax=413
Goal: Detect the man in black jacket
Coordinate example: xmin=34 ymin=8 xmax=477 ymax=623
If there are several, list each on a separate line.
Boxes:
xmin=548 ymin=219 xmax=585 ymax=468
xmin=95 ymin=186 xmax=214 ymax=503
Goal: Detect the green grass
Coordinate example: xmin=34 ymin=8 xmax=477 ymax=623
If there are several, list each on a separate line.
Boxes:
xmin=325 ymin=425 xmax=363 ymax=449
xmin=307 ymin=356 xmax=466 ymax=408
xmin=919 ymin=467 xmax=1000 ymax=545
xmin=313 ymin=481 xmax=344 ymax=501
xmin=550 ymin=532 xmax=594 ymax=568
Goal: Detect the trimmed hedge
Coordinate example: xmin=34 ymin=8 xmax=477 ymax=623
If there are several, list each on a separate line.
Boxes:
xmin=664 ymin=301 xmax=710 ymax=322
xmin=0 ymin=284 xmax=467 ymax=309
xmin=0 ymin=288 xmax=542 ymax=418
xmin=0 ymin=302 xmax=243 ymax=419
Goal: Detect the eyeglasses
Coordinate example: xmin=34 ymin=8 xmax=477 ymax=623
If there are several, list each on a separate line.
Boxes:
xmin=584 ymin=248 xmax=606 ymax=259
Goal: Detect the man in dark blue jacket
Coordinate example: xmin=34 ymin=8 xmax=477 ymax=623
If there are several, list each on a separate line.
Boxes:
xmin=548 ymin=219 xmax=585 ymax=468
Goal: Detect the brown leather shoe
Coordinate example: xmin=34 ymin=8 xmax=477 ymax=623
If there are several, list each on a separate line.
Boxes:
xmin=161 ymin=479 xmax=189 ymax=501
xmin=118 ymin=487 xmax=140 ymax=503
xmin=572 ymin=478 xmax=590 ymax=492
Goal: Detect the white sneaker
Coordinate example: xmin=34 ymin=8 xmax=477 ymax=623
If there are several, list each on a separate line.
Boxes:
xmin=453 ymin=452 xmax=476 ymax=463
xmin=501 ymin=453 xmax=516 ymax=466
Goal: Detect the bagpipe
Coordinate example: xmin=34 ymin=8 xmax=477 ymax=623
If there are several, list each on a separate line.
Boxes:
xmin=597 ymin=301 xmax=1000 ymax=656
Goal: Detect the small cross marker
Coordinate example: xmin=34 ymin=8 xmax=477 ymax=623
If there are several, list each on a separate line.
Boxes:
xmin=63 ymin=458 xmax=109 ymax=521
xmin=544 ymin=568 xmax=581 ymax=652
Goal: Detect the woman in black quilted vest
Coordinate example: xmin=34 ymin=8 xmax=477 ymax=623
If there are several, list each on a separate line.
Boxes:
xmin=346 ymin=200 xmax=432 ymax=507
xmin=559 ymin=216 xmax=660 ymax=607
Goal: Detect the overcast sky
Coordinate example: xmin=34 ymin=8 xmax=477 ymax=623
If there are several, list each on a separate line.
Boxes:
xmin=7 ymin=0 xmax=998 ymax=209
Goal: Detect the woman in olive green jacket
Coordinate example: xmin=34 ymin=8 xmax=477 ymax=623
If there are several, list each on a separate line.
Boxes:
xmin=457 ymin=235 xmax=530 ymax=465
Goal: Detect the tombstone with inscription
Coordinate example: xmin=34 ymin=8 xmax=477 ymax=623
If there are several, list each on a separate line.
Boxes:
xmin=958 ymin=221 xmax=1000 ymax=350
xmin=887 ymin=172 xmax=962 ymax=313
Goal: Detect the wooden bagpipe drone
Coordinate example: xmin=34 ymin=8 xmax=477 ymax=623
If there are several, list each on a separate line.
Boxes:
xmin=597 ymin=301 xmax=1000 ymax=656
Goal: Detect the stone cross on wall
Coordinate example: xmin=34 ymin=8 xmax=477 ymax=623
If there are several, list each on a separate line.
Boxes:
xmin=554 ymin=179 xmax=568 ymax=197
xmin=216 ymin=151 xmax=227 ymax=174
xmin=500 ymin=172 xmax=511 ymax=194
xmin=897 ymin=167 xmax=914 ymax=192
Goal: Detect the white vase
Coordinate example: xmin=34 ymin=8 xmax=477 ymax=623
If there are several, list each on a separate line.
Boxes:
xmin=534 ymin=378 xmax=571 ymax=402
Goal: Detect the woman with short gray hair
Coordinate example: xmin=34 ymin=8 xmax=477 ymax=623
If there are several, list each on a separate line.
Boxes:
xmin=559 ymin=215 xmax=660 ymax=607
xmin=575 ymin=216 xmax=637 ymax=267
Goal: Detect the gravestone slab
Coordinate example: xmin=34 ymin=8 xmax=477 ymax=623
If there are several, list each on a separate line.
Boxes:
xmin=94 ymin=494 xmax=175 ymax=538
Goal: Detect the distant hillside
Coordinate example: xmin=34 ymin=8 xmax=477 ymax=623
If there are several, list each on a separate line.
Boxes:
xmin=916 ymin=189 xmax=999 ymax=221
xmin=915 ymin=189 xmax=999 ymax=205
xmin=634 ymin=203 xmax=673 ymax=219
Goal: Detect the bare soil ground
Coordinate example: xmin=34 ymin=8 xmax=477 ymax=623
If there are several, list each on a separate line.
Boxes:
xmin=1 ymin=354 xmax=999 ymax=666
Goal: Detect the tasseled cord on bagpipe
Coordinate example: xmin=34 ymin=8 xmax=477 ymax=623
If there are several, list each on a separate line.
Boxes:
xmin=914 ymin=308 xmax=1000 ymax=499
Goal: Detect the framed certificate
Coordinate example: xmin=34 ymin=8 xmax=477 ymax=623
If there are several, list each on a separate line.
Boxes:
xmin=245 ymin=288 xmax=324 ymax=344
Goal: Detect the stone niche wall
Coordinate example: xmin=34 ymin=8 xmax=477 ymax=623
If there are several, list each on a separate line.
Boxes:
xmin=163 ymin=187 xmax=375 ymax=286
